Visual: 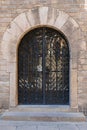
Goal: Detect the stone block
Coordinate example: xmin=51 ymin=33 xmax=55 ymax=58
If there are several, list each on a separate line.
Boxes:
xmin=3 ymin=31 xmax=11 ymax=45
xmin=0 ymin=60 xmax=7 ymax=66
xmin=1 ymin=40 xmax=9 ymax=60
xmin=78 ymin=64 xmax=82 ymax=70
xmin=70 ymin=58 xmax=77 ymax=69
xmin=61 ymin=17 xmax=79 ymax=38
xmin=54 ymin=11 xmax=69 ymax=29
xmin=78 ymin=65 xmax=87 ymax=71
xmin=78 ymin=51 xmax=87 ymax=59
xmin=3 ymin=21 xmax=22 ymax=42
xmin=0 ymin=74 xmax=9 ymax=82
xmin=38 ymin=126 xmax=58 ymax=130
xmin=70 ymin=69 xmax=78 ymax=108
xmin=0 ymin=86 xmax=9 ymax=93
xmin=1 ymin=0 xmax=10 ymax=4
xmin=7 ymin=62 xmax=16 ymax=73
xmin=0 ymin=81 xmax=9 ymax=87
xmin=14 ymin=12 xmax=31 ymax=32
xmin=0 ymin=17 xmax=12 ymax=23
xmin=30 ymin=7 xmax=40 ymax=25
xmin=10 ymin=73 xmax=17 ymax=107
xmin=79 ymin=40 xmax=86 ymax=51
xmin=17 ymin=126 xmax=37 ymax=130
xmin=0 ymin=97 xmax=9 ymax=108
xmin=78 ymin=58 xmax=86 ymax=65
xmin=26 ymin=9 xmax=36 ymax=26
xmin=0 ymin=126 xmax=16 ymax=130
xmin=68 ymin=28 xmax=84 ymax=43
xmin=1 ymin=111 xmax=86 ymax=122
xmin=82 ymin=65 xmax=87 ymax=70
xmin=73 ymin=0 xmax=85 ymax=4
xmin=47 ymin=7 xmax=58 ymax=25
xmin=1 ymin=40 xmax=17 ymax=62
xmin=78 ymin=71 xmax=87 ymax=77
xmin=77 ymin=124 xmax=87 ymax=130
xmin=59 ymin=124 xmax=78 ymax=130
xmin=39 ymin=7 xmax=48 ymax=24
xmin=0 ymin=65 xmax=7 ymax=71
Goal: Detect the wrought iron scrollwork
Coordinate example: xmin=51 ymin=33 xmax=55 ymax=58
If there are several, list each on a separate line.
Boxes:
xmin=18 ymin=27 xmax=69 ymax=105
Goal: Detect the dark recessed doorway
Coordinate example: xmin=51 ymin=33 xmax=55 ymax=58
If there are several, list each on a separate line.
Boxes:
xmin=18 ymin=27 xmax=69 ymax=105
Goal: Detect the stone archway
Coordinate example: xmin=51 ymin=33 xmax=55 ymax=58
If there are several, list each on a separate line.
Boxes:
xmin=1 ymin=6 xmax=85 ymax=109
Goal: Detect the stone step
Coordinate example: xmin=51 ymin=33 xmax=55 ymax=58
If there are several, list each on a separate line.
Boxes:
xmin=1 ymin=111 xmax=86 ymax=122
xmin=8 ymin=105 xmax=78 ymax=112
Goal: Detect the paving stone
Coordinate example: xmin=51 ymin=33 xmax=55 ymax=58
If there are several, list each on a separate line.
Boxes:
xmin=16 ymin=126 xmax=37 ymax=130
xmin=0 ymin=126 xmax=16 ymax=130
xmin=38 ymin=126 xmax=59 ymax=130
xmin=77 ymin=124 xmax=87 ymax=130
xmin=59 ymin=124 xmax=79 ymax=130
xmin=0 ymin=121 xmax=87 ymax=130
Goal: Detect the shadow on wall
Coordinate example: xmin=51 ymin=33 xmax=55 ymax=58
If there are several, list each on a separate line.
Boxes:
xmin=79 ymin=104 xmax=87 ymax=116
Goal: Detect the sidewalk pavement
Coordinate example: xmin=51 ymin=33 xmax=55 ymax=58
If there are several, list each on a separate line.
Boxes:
xmin=0 ymin=121 xmax=87 ymax=130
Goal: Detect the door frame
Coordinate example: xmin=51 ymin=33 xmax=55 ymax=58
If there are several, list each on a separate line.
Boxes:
xmin=1 ymin=6 xmax=84 ymax=110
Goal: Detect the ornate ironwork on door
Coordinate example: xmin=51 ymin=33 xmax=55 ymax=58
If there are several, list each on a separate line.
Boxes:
xmin=18 ymin=27 xmax=70 ymax=105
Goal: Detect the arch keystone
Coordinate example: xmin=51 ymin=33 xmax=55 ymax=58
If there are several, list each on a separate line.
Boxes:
xmin=39 ymin=6 xmax=48 ymax=24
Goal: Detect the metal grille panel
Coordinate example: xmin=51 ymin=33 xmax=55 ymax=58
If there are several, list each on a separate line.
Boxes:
xmin=18 ymin=27 xmax=69 ymax=105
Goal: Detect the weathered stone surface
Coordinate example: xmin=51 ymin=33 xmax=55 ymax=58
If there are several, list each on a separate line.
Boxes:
xmin=38 ymin=126 xmax=58 ymax=130
xmin=13 ymin=12 xmax=31 ymax=32
xmin=61 ymin=17 xmax=79 ymax=38
xmin=78 ymin=65 xmax=87 ymax=71
xmin=30 ymin=7 xmax=40 ymax=25
xmin=0 ymin=0 xmax=87 ymax=114
xmin=0 ymin=6 xmax=81 ymax=110
xmin=70 ymin=58 xmax=77 ymax=69
xmin=17 ymin=126 xmax=37 ymax=130
xmin=0 ymin=74 xmax=9 ymax=82
xmin=10 ymin=73 xmax=17 ymax=107
xmin=1 ymin=121 xmax=87 ymax=130
xmin=47 ymin=7 xmax=58 ymax=25
xmin=79 ymin=40 xmax=87 ymax=51
xmin=78 ymin=58 xmax=87 ymax=65
xmin=26 ymin=9 xmax=36 ymax=26
xmin=78 ymin=124 xmax=87 ymax=130
xmin=70 ymin=69 xmax=78 ymax=108
xmin=78 ymin=51 xmax=87 ymax=59
xmin=39 ymin=7 xmax=48 ymax=24
xmin=7 ymin=63 xmax=16 ymax=73
xmin=59 ymin=124 xmax=79 ymax=130
xmin=54 ymin=11 xmax=69 ymax=29
xmin=0 ymin=126 xmax=16 ymax=130
xmin=3 ymin=22 xmax=23 ymax=41
xmin=1 ymin=111 xmax=86 ymax=122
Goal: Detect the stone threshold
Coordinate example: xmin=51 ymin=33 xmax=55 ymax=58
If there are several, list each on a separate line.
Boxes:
xmin=1 ymin=111 xmax=86 ymax=122
xmin=9 ymin=105 xmax=78 ymax=112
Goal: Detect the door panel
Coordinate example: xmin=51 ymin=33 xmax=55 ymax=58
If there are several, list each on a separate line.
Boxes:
xmin=18 ymin=27 xmax=69 ymax=105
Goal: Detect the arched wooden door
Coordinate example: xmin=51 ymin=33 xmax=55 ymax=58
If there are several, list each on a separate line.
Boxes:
xmin=18 ymin=27 xmax=70 ymax=105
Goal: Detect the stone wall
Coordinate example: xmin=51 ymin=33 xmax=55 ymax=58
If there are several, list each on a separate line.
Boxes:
xmin=0 ymin=0 xmax=87 ymax=114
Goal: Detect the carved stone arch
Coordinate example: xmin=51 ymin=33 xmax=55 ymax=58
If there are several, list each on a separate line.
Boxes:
xmin=1 ymin=6 xmax=85 ymax=108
